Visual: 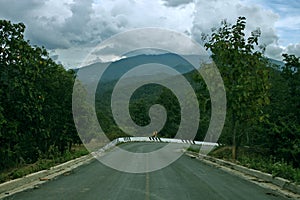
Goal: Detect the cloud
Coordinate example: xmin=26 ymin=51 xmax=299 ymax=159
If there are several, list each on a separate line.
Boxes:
xmin=62 ymin=0 xmax=94 ymax=37
xmin=162 ymin=0 xmax=194 ymax=7
xmin=0 ymin=0 xmax=45 ymax=21
xmin=0 ymin=0 xmax=74 ymax=48
xmin=0 ymin=0 xmax=298 ymax=67
xmin=265 ymin=44 xmax=284 ymax=60
xmin=285 ymin=43 xmax=300 ymax=57
xmin=241 ymin=0 xmax=300 ymax=46
xmin=0 ymin=0 xmax=194 ymax=51
xmin=191 ymin=0 xmax=282 ymax=60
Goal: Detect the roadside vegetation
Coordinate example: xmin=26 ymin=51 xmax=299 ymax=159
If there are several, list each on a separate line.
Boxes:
xmin=0 ymin=20 xmax=85 ymax=183
xmin=201 ymin=17 xmax=300 ymax=183
xmin=0 ymin=145 xmax=88 ymax=183
xmin=187 ymin=145 xmax=300 ymax=184
xmin=235 ymin=151 xmax=300 ymax=184
xmin=188 ymin=17 xmax=300 ymax=184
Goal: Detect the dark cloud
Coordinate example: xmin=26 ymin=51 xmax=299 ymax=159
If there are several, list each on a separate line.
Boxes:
xmin=62 ymin=0 xmax=93 ymax=35
xmin=162 ymin=0 xmax=194 ymax=7
xmin=0 ymin=0 xmax=194 ymax=52
xmin=0 ymin=0 xmax=44 ymax=21
xmin=0 ymin=0 xmax=69 ymax=48
xmin=0 ymin=0 xmax=99 ymax=49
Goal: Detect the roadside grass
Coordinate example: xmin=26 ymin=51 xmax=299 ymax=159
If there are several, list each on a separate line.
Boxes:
xmin=0 ymin=145 xmax=89 ymax=184
xmin=186 ymin=145 xmax=201 ymax=153
xmin=187 ymin=145 xmax=300 ymax=184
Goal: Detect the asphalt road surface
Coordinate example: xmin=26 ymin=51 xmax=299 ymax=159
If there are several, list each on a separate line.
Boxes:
xmin=6 ymin=143 xmax=291 ymax=200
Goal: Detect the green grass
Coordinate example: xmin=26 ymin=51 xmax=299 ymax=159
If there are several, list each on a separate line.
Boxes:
xmin=0 ymin=145 xmax=89 ymax=184
xmin=186 ymin=145 xmax=201 ymax=153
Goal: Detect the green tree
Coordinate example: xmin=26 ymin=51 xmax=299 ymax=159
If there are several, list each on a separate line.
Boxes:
xmin=156 ymin=88 xmax=181 ymax=138
xmin=0 ymin=20 xmax=79 ymax=169
xmin=203 ymin=17 xmax=271 ymax=160
xmin=265 ymin=54 xmax=300 ymax=167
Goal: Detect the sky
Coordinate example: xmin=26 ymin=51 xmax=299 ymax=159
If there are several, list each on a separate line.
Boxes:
xmin=0 ymin=0 xmax=299 ymax=68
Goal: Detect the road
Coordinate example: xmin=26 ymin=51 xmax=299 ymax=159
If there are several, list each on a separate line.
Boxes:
xmin=5 ymin=142 xmax=291 ymax=200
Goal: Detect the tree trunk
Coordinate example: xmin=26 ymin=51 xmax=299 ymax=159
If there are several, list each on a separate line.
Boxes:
xmin=232 ymin=113 xmax=237 ymax=161
xmin=232 ymin=129 xmax=237 ymax=161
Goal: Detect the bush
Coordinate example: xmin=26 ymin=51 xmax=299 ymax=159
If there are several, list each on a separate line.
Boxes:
xmin=0 ymin=145 xmax=88 ymax=184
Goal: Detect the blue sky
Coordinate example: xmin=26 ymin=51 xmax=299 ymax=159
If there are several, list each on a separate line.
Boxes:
xmin=0 ymin=0 xmax=299 ymax=68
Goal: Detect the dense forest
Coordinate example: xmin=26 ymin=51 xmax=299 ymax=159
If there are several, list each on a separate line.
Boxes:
xmin=0 ymin=17 xmax=299 ymax=180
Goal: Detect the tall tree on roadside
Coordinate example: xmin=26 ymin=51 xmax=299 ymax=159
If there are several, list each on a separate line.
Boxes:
xmin=0 ymin=20 xmax=79 ymax=169
xmin=203 ymin=17 xmax=270 ymax=160
xmin=266 ymin=54 xmax=300 ymax=167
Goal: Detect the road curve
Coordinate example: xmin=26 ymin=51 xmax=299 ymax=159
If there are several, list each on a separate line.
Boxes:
xmin=5 ymin=143 xmax=291 ymax=200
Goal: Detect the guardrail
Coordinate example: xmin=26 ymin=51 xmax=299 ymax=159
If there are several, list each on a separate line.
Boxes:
xmin=116 ymin=137 xmax=218 ymax=146
xmin=92 ymin=137 xmax=218 ymax=156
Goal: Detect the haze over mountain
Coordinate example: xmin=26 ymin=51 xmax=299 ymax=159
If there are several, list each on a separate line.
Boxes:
xmin=74 ymin=52 xmax=285 ymax=84
xmin=74 ymin=53 xmax=209 ymax=84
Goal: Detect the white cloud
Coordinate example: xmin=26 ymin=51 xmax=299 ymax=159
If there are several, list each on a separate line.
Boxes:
xmin=265 ymin=44 xmax=284 ymax=60
xmin=241 ymin=0 xmax=300 ymax=47
xmin=191 ymin=0 xmax=280 ymax=54
xmin=285 ymin=43 xmax=300 ymax=57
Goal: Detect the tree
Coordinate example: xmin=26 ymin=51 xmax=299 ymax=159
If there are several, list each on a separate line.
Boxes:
xmin=282 ymin=54 xmax=300 ymax=120
xmin=0 ymin=20 xmax=79 ymax=169
xmin=265 ymin=54 xmax=300 ymax=167
xmin=203 ymin=17 xmax=270 ymax=160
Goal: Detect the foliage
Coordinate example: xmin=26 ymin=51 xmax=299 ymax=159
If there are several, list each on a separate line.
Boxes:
xmin=262 ymin=54 xmax=300 ymax=167
xmin=0 ymin=145 xmax=88 ymax=183
xmin=202 ymin=17 xmax=271 ymax=159
xmin=209 ymin=146 xmax=300 ymax=183
xmin=95 ymin=61 xmax=211 ymax=140
xmin=0 ymin=20 xmax=80 ymax=171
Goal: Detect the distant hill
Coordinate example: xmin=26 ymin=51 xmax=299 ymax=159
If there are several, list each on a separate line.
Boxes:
xmin=73 ymin=53 xmax=286 ymax=96
xmin=74 ymin=53 xmax=207 ymax=82
xmin=74 ymin=53 xmax=285 ymax=79
xmin=267 ymin=58 xmax=285 ymax=69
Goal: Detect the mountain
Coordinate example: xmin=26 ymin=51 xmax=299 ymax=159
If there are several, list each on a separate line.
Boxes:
xmin=73 ymin=53 xmax=286 ymax=96
xmin=74 ymin=53 xmax=285 ymax=80
xmin=75 ymin=53 xmax=203 ymax=82
xmin=267 ymin=58 xmax=285 ymax=69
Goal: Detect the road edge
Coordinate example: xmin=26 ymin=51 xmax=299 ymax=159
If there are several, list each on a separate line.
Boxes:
xmin=186 ymin=152 xmax=300 ymax=199
xmin=0 ymin=154 xmax=95 ymax=199
xmin=3 ymin=139 xmax=298 ymax=199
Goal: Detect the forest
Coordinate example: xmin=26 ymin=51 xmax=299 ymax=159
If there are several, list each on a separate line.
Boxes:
xmin=0 ymin=20 xmax=82 ymax=178
xmin=0 ymin=17 xmax=299 ymax=182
